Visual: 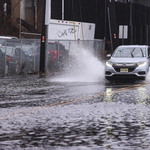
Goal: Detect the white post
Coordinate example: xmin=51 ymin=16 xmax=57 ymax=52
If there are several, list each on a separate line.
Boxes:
xmin=45 ymin=0 xmax=50 ymax=73
xmin=45 ymin=0 xmax=51 ymax=25
xmin=62 ymin=0 xmax=64 ymax=20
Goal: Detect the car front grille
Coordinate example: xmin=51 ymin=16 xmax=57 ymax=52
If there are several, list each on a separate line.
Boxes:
xmin=114 ymin=67 xmax=136 ymax=72
xmin=112 ymin=74 xmax=137 ymax=78
xmin=113 ymin=63 xmax=137 ymax=72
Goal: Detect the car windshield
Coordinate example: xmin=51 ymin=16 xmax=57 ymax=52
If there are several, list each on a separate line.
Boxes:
xmin=0 ymin=47 xmax=13 ymax=55
xmin=0 ymin=39 xmax=5 ymax=46
xmin=113 ymin=47 xmax=146 ymax=57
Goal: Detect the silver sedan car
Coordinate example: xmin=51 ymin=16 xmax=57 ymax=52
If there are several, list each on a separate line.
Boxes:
xmin=105 ymin=45 xmax=150 ymax=80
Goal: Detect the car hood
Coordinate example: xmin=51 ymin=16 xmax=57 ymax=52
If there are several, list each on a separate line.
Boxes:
xmin=109 ymin=57 xmax=148 ymax=63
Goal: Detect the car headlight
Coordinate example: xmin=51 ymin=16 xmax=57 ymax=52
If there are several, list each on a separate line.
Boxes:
xmin=137 ymin=61 xmax=147 ymax=67
xmin=106 ymin=61 xmax=113 ymax=67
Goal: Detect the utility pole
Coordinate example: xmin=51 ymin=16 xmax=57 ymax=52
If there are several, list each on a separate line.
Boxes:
xmin=62 ymin=0 xmax=64 ymax=20
xmin=107 ymin=0 xmax=118 ymax=52
xmin=40 ymin=0 xmax=50 ymax=74
xmin=19 ymin=0 xmax=22 ymax=38
xmin=130 ymin=2 xmax=133 ymax=45
xmin=105 ymin=0 xmax=107 ymax=40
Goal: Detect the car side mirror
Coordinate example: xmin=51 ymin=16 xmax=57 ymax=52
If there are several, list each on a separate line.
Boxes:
xmin=107 ymin=54 xmax=111 ymax=58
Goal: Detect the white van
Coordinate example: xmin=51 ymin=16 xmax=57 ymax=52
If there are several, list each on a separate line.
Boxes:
xmin=0 ymin=36 xmax=18 ymax=46
xmin=0 ymin=36 xmax=18 ymax=39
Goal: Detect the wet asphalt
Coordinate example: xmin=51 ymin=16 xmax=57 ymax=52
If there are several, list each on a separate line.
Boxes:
xmin=0 ymin=75 xmax=150 ymax=150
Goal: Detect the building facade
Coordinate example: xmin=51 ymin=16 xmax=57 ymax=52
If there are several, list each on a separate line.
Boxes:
xmin=1 ymin=0 xmax=150 ymax=49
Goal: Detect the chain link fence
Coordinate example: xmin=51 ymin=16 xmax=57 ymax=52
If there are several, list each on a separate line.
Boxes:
xmin=0 ymin=38 xmax=105 ymax=77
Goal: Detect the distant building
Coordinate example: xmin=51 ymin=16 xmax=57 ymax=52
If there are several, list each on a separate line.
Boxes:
xmin=1 ymin=0 xmax=150 ymax=47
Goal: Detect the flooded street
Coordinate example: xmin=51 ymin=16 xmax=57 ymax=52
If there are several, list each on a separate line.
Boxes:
xmin=1 ymin=75 xmax=150 ymax=150
xmin=1 ymin=47 xmax=150 ymax=150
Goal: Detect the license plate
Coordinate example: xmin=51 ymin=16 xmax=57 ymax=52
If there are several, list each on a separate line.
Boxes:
xmin=120 ymin=68 xmax=128 ymax=72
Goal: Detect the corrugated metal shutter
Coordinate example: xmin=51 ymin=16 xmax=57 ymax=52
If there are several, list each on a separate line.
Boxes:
xmin=129 ymin=0 xmax=150 ymax=7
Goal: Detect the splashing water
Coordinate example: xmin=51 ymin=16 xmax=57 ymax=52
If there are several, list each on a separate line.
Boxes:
xmin=49 ymin=46 xmax=105 ymax=83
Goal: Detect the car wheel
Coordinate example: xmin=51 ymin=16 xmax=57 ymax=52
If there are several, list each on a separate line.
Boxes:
xmin=16 ymin=63 xmax=20 ymax=74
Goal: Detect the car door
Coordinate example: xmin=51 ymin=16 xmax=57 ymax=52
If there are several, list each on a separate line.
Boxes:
xmin=0 ymin=49 xmax=5 ymax=75
xmin=15 ymin=48 xmax=26 ymax=64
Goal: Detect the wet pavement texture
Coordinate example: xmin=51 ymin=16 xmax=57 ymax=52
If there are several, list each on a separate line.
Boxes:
xmin=0 ymin=75 xmax=150 ymax=150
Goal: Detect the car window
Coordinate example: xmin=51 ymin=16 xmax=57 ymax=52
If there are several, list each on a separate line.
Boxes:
xmin=22 ymin=46 xmax=34 ymax=52
xmin=15 ymin=48 xmax=26 ymax=57
xmin=131 ymin=48 xmax=144 ymax=57
xmin=48 ymin=43 xmax=58 ymax=50
xmin=0 ymin=49 xmax=3 ymax=56
xmin=113 ymin=47 xmax=146 ymax=57
xmin=0 ymin=47 xmax=5 ymax=53
xmin=6 ymin=48 xmax=14 ymax=55
xmin=0 ymin=47 xmax=13 ymax=55
xmin=15 ymin=48 xmax=20 ymax=56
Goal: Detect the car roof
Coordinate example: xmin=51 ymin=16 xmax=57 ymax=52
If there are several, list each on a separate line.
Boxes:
xmin=0 ymin=46 xmax=14 ymax=49
xmin=117 ymin=45 xmax=149 ymax=48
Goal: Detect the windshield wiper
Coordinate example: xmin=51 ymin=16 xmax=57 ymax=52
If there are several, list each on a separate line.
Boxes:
xmin=131 ymin=48 xmax=135 ymax=57
xmin=140 ymin=48 xmax=144 ymax=57
xmin=131 ymin=48 xmax=144 ymax=57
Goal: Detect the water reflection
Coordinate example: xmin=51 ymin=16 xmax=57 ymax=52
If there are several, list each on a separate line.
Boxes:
xmin=137 ymin=86 xmax=149 ymax=106
xmin=104 ymin=88 xmax=113 ymax=102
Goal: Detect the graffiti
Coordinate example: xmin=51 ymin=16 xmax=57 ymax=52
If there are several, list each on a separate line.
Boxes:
xmin=58 ymin=28 xmax=76 ymax=37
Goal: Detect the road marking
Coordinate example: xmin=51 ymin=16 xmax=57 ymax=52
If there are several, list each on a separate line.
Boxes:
xmin=0 ymin=83 xmax=149 ymax=120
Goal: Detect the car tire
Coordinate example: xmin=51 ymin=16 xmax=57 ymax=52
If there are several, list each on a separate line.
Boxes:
xmin=15 ymin=63 xmax=20 ymax=75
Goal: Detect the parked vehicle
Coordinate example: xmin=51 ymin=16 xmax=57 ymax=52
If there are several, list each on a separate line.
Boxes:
xmin=47 ymin=42 xmax=69 ymax=61
xmin=47 ymin=42 xmax=69 ymax=69
xmin=0 ymin=36 xmax=17 ymax=39
xmin=105 ymin=45 xmax=150 ymax=80
xmin=33 ymin=45 xmax=51 ymax=71
xmin=0 ymin=46 xmax=33 ymax=75
xmin=36 ymin=41 xmax=69 ymax=70
xmin=15 ymin=45 xmax=35 ymax=71
xmin=0 ymin=48 xmax=9 ymax=76
xmin=17 ymin=45 xmax=51 ymax=72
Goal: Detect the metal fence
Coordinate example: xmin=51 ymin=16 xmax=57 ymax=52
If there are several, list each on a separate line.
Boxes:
xmin=0 ymin=39 xmax=105 ymax=76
